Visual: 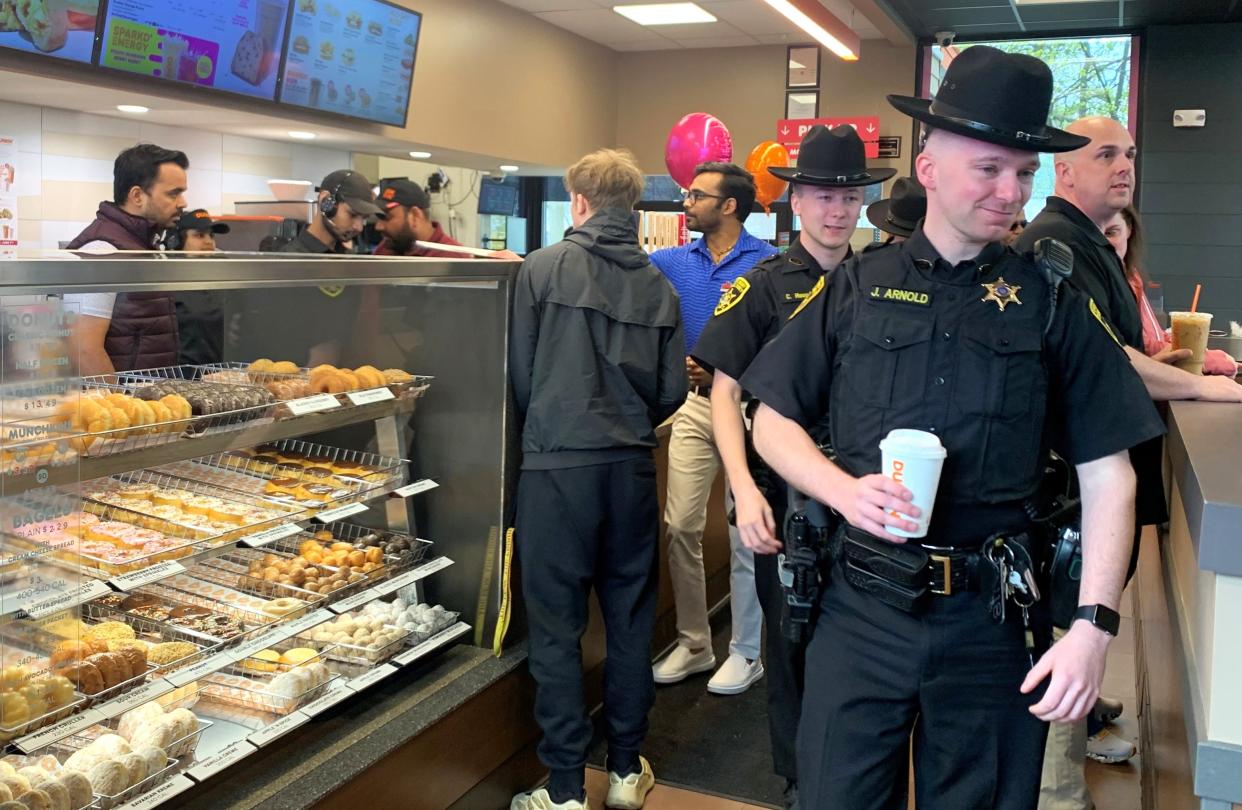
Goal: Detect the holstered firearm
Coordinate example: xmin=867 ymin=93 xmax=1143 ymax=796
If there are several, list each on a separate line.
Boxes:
xmin=1025 ymin=452 xmax=1082 ymax=629
xmin=779 ymin=496 xmax=836 ymax=644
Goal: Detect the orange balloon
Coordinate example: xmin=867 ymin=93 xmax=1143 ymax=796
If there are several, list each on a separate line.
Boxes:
xmin=746 ymin=141 xmax=790 ymax=213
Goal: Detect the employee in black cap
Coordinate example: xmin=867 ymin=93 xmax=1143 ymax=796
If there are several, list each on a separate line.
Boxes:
xmin=281 ymin=169 xmax=383 ymax=254
xmin=864 ymin=176 xmax=925 ymax=248
xmin=691 ymin=124 xmax=891 ymax=810
xmin=740 ymin=45 xmax=1165 ymax=809
xmin=373 ymin=177 xmax=465 ymax=258
xmin=168 ymin=209 xmax=229 ymax=365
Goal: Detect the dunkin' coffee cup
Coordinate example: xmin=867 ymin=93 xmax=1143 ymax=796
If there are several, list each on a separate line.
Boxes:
xmin=1170 ymin=311 xmax=1212 ymax=375
xmin=879 ymin=429 xmax=947 ymax=539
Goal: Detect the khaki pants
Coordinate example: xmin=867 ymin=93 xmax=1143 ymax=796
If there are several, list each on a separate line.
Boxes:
xmin=664 ymin=392 xmax=762 ymax=659
xmin=1038 ymin=626 xmax=1093 ymax=810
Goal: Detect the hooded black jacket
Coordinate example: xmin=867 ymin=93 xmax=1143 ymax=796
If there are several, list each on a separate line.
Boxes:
xmin=510 ymin=208 xmax=687 ymax=470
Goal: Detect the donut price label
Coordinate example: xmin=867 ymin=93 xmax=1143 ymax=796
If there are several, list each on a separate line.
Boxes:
xmin=300 ymin=683 xmax=357 ymax=717
xmin=314 ymin=502 xmax=368 ymax=523
xmin=328 ymin=586 xmax=384 ymax=614
xmin=346 ymin=387 xmax=396 ymax=406
xmin=166 ymin=651 xmax=236 ymax=687
xmin=187 ymin=739 xmax=258 ymax=782
xmin=229 ymin=628 xmax=292 ymax=662
xmin=15 ymin=708 xmax=106 ymax=752
xmin=23 ymin=579 xmax=114 ymax=619
xmin=115 ymin=774 xmax=196 ymax=809
xmin=393 ymin=622 xmax=471 ymax=666
xmin=98 ymin=678 xmax=175 ymax=719
xmin=376 ymin=557 xmax=454 ymax=596
xmin=248 ymin=710 xmax=310 ymax=747
xmin=392 ymin=479 xmax=438 ymax=498
xmin=108 ymin=560 xmax=187 ymax=591
xmin=285 ymin=394 xmax=341 ymax=416
xmin=240 ymin=523 xmax=304 ymax=548
xmin=281 ymin=608 xmax=334 ymax=638
xmin=347 ymin=663 xmax=397 ymax=692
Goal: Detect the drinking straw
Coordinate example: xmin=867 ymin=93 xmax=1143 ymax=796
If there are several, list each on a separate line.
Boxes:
xmin=1191 ymin=284 xmax=1202 ymax=313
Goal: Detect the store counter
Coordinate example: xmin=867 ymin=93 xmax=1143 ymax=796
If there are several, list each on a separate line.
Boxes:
xmin=1137 ymin=400 xmax=1242 ymax=810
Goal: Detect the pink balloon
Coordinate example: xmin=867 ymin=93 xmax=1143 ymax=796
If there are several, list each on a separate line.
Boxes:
xmin=664 ymin=113 xmax=733 ymax=189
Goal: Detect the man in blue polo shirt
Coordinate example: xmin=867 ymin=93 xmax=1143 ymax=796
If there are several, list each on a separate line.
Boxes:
xmin=650 ymin=162 xmax=778 ymax=695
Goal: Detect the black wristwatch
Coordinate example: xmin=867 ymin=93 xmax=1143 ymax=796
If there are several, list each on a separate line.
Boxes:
xmin=1073 ymin=604 xmax=1120 ymax=637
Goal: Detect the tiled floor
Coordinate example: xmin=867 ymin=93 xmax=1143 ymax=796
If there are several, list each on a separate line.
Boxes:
xmin=584 ymin=769 xmax=770 ymax=809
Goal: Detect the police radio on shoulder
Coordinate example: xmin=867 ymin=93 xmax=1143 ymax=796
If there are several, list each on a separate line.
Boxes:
xmin=1073 ymin=603 xmax=1120 ymax=637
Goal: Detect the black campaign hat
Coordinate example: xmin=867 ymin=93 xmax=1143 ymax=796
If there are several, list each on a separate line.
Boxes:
xmin=768 ymin=125 xmax=895 ymax=187
xmin=887 ymin=46 xmax=1089 ymax=153
xmin=175 ymin=209 xmax=229 ymax=234
xmin=866 ymin=177 xmax=926 ymax=238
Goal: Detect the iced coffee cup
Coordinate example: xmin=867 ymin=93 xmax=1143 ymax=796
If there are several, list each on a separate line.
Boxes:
xmin=879 ymin=429 xmax=947 ymax=539
xmin=1171 ymin=311 xmax=1212 ymax=375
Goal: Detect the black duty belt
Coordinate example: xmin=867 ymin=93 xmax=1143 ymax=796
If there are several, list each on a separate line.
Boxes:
xmin=922 ymin=546 xmax=982 ymax=596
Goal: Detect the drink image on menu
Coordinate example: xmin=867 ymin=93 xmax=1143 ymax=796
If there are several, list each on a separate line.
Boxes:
xmin=0 ymin=0 xmax=99 ymax=60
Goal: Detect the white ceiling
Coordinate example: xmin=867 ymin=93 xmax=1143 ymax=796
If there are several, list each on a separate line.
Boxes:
xmin=496 ymin=0 xmax=884 ymax=51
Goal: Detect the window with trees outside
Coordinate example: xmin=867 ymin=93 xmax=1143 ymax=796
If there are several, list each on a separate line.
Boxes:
xmin=922 ymin=36 xmax=1139 ymax=224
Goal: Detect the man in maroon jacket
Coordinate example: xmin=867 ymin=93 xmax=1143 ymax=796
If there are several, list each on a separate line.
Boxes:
xmin=373 ymin=178 xmax=465 ymax=258
xmin=65 ymin=143 xmax=189 ymax=374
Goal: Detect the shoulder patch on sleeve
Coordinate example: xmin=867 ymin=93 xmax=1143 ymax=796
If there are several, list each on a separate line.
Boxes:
xmin=788 ymin=275 xmax=824 ymax=321
xmin=1088 ymin=297 xmax=1121 ymax=346
xmin=714 ymin=277 xmax=751 ymax=316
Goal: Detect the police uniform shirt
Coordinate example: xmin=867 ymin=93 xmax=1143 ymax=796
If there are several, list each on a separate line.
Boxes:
xmin=740 ymin=226 xmax=1166 ymax=547
xmin=691 ymin=239 xmax=831 ymax=382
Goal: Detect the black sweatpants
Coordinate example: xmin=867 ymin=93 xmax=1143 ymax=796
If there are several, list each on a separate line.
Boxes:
xmin=797 ymin=564 xmax=1050 ymax=810
xmin=752 ymin=484 xmax=805 ymax=782
xmin=516 ymin=457 xmax=659 ymax=799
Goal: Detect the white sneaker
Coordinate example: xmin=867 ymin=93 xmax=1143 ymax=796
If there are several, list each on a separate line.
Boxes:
xmin=1086 ymin=729 xmax=1138 ymax=764
xmin=605 ymin=756 xmax=655 ymax=809
xmin=510 ymin=788 xmax=590 ymax=810
xmin=652 ymin=645 xmax=715 ymax=685
xmin=707 ymin=653 xmax=764 ymax=695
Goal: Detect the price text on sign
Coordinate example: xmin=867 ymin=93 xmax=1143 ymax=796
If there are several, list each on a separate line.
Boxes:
xmin=348 ymin=663 xmax=397 ymax=692
xmin=392 ymin=479 xmax=438 ymax=498
xmin=16 ymin=709 xmax=106 ymax=752
xmin=300 ymin=684 xmax=357 ymax=717
xmin=108 ymin=560 xmax=186 ymax=591
xmin=376 ymin=557 xmax=454 ymax=596
xmin=166 ymin=651 xmax=235 ymax=687
xmin=328 ymin=587 xmax=383 ymax=614
xmin=114 ymin=774 xmax=196 ymax=810
xmin=393 ymin=622 xmax=471 ymax=666
xmin=285 ymin=393 xmax=341 ymax=416
xmin=282 ymin=608 xmax=334 ymax=637
xmin=229 ymin=628 xmax=293 ymax=662
xmin=241 ymin=523 xmax=303 ymax=548
xmin=314 ymin=501 xmax=368 ymax=523
xmin=99 ymin=679 xmax=175 ymax=719
xmin=248 ymin=710 xmax=310 ymax=746
xmin=24 ymin=580 xmax=113 ymax=619
xmin=187 ymin=740 xmax=258 ymax=782
xmin=345 ymin=387 xmax=396 ymax=406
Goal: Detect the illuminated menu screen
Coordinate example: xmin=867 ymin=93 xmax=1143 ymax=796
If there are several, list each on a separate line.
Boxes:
xmin=0 ymin=0 xmax=100 ymax=63
xmin=278 ymin=0 xmax=420 ymax=126
xmin=98 ymin=0 xmax=291 ymax=100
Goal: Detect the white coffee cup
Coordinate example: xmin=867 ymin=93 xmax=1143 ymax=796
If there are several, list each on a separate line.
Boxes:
xmin=878 ymin=428 xmax=947 ymax=539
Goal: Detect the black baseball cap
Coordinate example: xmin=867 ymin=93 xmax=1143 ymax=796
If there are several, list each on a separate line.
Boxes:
xmin=378 ymin=178 xmax=431 ymax=212
xmin=318 ymin=169 xmax=383 ymax=216
xmin=175 ymin=209 xmax=230 ymax=234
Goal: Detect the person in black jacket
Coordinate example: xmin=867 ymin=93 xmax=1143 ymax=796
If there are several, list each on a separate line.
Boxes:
xmin=509 ymin=148 xmax=686 ymax=810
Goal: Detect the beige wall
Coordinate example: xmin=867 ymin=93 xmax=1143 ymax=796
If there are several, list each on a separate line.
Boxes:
xmin=399 ymin=0 xmax=618 ymax=169
xmin=616 ymin=40 xmax=917 ymax=178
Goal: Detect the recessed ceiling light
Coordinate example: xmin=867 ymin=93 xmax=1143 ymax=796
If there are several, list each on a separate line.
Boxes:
xmin=762 ymin=0 xmax=859 ymax=61
xmin=116 ymin=104 xmax=148 ymax=114
xmin=409 ymin=150 xmax=432 ymax=159
xmin=614 ymin=3 xmax=716 ymax=26
xmin=288 ymin=130 xmax=316 ymax=140
xmin=499 ymin=164 xmax=520 ymax=172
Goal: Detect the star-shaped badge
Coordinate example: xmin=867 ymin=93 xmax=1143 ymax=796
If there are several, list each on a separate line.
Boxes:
xmin=980 ymin=277 xmax=1022 ymax=311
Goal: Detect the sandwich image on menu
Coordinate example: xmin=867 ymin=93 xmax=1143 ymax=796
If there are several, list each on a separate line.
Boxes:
xmin=0 ymin=0 xmax=99 ymax=61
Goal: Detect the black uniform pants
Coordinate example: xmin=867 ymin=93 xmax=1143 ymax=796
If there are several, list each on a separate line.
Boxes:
xmin=515 ymin=457 xmax=659 ymax=797
xmin=798 ymin=564 xmax=1049 ymax=810
xmin=752 ymin=483 xmax=804 ymax=782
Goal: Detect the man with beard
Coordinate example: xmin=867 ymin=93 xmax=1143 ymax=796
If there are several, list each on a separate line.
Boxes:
xmin=650 ymin=162 xmax=776 ymax=697
xmin=373 ymin=177 xmax=464 ymax=258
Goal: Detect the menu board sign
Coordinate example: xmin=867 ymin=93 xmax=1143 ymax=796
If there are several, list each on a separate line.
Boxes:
xmin=278 ymin=0 xmax=420 ymax=126
xmin=0 ymin=0 xmax=100 ymax=63
xmin=99 ymin=0 xmax=291 ymax=100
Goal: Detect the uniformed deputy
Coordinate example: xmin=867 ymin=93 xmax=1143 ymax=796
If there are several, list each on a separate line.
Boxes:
xmin=864 ymin=175 xmax=926 ymax=248
xmin=740 ymin=46 xmax=1166 ymax=810
xmin=690 ymin=124 xmax=894 ymax=810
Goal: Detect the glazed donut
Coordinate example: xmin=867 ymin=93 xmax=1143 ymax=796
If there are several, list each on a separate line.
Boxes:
xmin=145 ymin=399 xmax=173 ymax=431
xmin=308 ymin=364 xmax=337 ymax=379
xmin=54 ymin=662 xmax=104 ymax=695
xmin=159 ymin=394 xmax=192 ymax=421
xmin=248 ymin=359 xmax=276 ymax=374
xmin=382 ymin=368 xmax=414 ymax=383
xmin=311 ymin=372 xmax=350 ymax=395
xmin=270 ymin=361 xmax=299 ymax=375
xmin=114 ymin=645 xmax=147 ymax=676
xmin=261 ymin=597 xmax=304 ymax=617
xmin=352 ymin=366 xmax=385 ymax=389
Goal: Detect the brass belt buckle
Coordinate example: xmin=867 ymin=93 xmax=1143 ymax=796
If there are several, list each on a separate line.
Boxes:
xmin=930 ymin=554 xmax=952 ymax=596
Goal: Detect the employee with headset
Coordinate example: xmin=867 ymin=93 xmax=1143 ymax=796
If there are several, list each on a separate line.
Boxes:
xmin=281 ymin=169 xmax=384 ymax=254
